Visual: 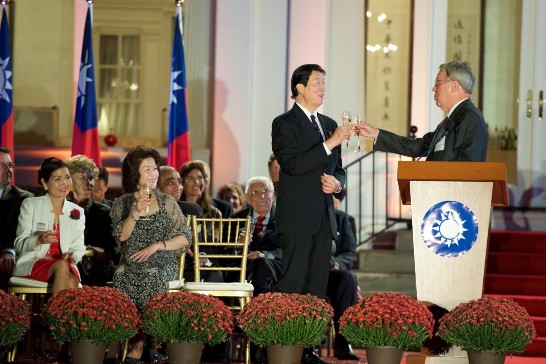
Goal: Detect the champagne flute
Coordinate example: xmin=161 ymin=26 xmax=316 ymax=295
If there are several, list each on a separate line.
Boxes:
xmin=342 ymin=110 xmax=351 ymax=148
xmin=352 ymin=113 xmax=362 ymax=152
xmin=140 ymin=182 xmax=153 ymax=219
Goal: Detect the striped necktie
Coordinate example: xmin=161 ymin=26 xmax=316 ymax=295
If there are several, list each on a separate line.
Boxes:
xmin=311 ymin=115 xmax=324 ymax=142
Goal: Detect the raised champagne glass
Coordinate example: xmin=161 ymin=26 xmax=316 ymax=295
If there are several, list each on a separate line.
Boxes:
xmin=352 ymin=113 xmax=362 ymax=152
xmin=342 ymin=110 xmax=351 ymax=148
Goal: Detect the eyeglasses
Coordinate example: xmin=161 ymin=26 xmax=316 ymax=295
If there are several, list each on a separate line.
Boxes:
xmin=433 ymin=78 xmax=452 ymax=88
xmin=0 ymin=162 xmax=15 ymax=169
xmin=251 ymin=189 xmax=272 ymax=197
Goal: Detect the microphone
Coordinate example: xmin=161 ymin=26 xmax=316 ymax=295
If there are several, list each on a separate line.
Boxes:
xmin=418 ymin=118 xmax=452 ymax=160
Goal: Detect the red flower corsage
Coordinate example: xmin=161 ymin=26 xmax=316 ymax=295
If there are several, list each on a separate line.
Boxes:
xmin=69 ymin=209 xmax=81 ymax=220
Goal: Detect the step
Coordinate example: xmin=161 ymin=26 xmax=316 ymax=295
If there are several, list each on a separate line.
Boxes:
xmin=484 ymin=294 xmax=546 ymax=317
xmin=487 ymin=252 xmax=546 ymax=275
xmin=485 ymin=274 xmax=546 ymax=296
xmin=524 ymin=337 xmax=546 ymax=357
xmin=534 ymin=317 xmax=546 ymax=337
xmin=358 ymin=250 xmax=415 ymax=273
xmin=395 ymin=229 xmax=414 ymax=251
xmin=489 ymin=231 xmax=546 ymax=253
xmin=355 ymin=271 xmax=416 ymax=295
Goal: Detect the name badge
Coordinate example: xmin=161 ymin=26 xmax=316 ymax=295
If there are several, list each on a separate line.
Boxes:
xmin=434 ymin=136 xmax=446 ymax=152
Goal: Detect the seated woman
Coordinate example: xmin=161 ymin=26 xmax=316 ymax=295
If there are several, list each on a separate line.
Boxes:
xmin=66 ymin=155 xmax=118 ymax=286
xmin=217 ymin=182 xmax=246 ymax=213
xmin=13 ymin=157 xmax=85 ymax=294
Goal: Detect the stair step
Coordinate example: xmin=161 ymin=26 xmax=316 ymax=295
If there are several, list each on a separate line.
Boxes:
xmin=487 ymin=252 xmax=546 ymax=275
xmin=483 ymin=294 xmax=546 ymax=317
xmin=358 ymin=250 xmax=415 ymax=273
xmin=490 ymin=231 xmax=546 ymax=253
xmin=485 ymin=274 xmax=546 ymax=296
xmin=533 ymin=317 xmax=546 ymax=337
xmin=355 ymin=271 xmax=416 ymax=294
xmin=524 ymin=337 xmax=546 ymax=357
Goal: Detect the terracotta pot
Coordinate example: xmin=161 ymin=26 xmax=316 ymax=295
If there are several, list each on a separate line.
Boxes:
xmin=365 ymin=346 xmax=404 ymax=364
xmin=467 ymin=350 xmax=506 ymax=364
xmin=70 ymin=340 xmax=107 ymax=364
xmin=166 ymin=341 xmax=204 ymax=364
xmin=266 ymin=344 xmax=304 ymax=364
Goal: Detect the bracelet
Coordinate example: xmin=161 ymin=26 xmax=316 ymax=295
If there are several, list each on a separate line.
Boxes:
xmin=130 ymin=211 xmax=139 ymax=222
xmin=162 ymin=241 xmax=167 ymax=250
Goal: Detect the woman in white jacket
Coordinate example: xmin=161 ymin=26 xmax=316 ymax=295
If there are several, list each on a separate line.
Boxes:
xmin=13 ymin=157 xmax=85 ymax=293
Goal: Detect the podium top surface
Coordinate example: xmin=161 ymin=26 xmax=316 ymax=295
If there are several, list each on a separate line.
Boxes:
xmin=397 ymin=161 xmax=509 ymax=206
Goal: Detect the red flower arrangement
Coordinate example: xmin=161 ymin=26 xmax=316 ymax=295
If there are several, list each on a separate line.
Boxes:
xmin=143 ymin=291 xmax=234 ymax=345
xmin=0 ymin=289 xmax=31 ymax=346
xmin=44 ymin=286 xmax=140 ymax=344
xmin=237 ymin=292 xmax=333 ymax=347
xmin=438 ymin=297 xmax=536 ymax=355
xmin=69 ymin=209 xmax=80 ymax=220
xmin=339 ymin=292 xmax=434 ymax=350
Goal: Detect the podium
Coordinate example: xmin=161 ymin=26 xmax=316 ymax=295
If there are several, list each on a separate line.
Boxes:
xmin=397 ymin=161 xmax=508 ymax=364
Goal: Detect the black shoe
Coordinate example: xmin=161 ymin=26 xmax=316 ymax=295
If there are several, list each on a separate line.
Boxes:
xmin=254 ymin=347 xmax=268 ymax=363
xmin=300 ymin=348 xmax=327 ymax=364
xmin=334 ymin=344 xmax=359 ymax=361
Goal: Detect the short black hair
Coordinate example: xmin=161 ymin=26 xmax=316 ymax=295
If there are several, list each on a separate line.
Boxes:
xmin=98 ymin=166 xmax=109 ymax=184
xmin=290 ymin=64 xmax=325 ymax=99
xmin=38 ymin=157 xmax=68 ymax=185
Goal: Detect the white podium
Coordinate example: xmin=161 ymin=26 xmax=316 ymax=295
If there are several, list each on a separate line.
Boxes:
xmin=397 ymin=162 xmax=508 ymax=364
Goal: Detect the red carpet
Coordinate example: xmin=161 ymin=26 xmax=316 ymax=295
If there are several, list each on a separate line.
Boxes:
xmin=485 ymin=230 xmax=546 ymax=357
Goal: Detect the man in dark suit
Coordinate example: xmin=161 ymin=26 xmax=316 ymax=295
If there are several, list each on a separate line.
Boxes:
xmin=272 ymin=64 xmax=351 ymax=364
xmin=158 ymin=165 xmax=203 ymax=218
xmin=0 ymin=147 xmax=34 ymax=291
xmin=231 ymin=176 xmax=281 ymax=296
xmin=91 ymin=166 xmax=113 ymax=207
xmin=359 ymin=60 xmax=488 ymax=162
xmin=329 ymin=193 xmax=360 ymax=361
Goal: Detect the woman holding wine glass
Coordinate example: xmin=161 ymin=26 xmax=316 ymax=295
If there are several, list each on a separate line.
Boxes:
xmin=13 ymin=157 xmax=85 ymax=294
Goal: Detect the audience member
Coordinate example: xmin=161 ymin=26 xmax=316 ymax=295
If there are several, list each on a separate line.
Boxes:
xmin=111 ymin=146 xmax=191 ymax=363
xmin=358 ymin=60 xmax=488 ymax=161
xmin=230 ymin=176 xmax=281 ymax=295
xmin=92 ymin=166 xmax=113 ymax=207
xmin=329 ymin=192 xmax=360 ymax=361
xmin=0 ymin=147 xmax=34 ymax=290
xmin=267 ymin=153 xmax=280 ymax=196
xmin=66 ymin=155 xmax=118 ymax=286
xmin=217 ymin=182 xmax=246 ymax=213
xmin=13 ymin=157 xmax=85 ymax=294
xmin=158 ymin=165 xmax=203 ymax=217
xmin=193 ymin=160 xmax=234 ymax=218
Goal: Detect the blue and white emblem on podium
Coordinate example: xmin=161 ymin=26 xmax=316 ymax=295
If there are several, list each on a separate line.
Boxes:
xmin=420 ymin=200 xmax=479 ymax=258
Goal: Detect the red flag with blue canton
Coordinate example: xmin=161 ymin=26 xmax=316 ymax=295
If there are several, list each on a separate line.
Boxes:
xmin=167 ymin=6 xmax=191 ymax=169
xmin=72 ymin=4 xmax=102 ymax=166
xmin=0 ymin=5 xmax=14 ymax=153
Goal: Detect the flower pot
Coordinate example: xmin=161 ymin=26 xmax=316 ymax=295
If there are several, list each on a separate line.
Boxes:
xmin=70 ymin=340 xmax=107 ymax=364
xmin=365 ymin=346 xmax=403 ymax=364
xmin=166 ymin=341 xmax=204 ymax=364
xmin=467 ymin=350 xmax=506 ymax=364
xmin=266 ymin=344 xmax=304 ymax=364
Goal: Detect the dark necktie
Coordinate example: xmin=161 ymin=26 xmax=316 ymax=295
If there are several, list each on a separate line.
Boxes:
xmin=253 ymin=216 xmax=266 ymax=240
xmin=311 ymin=115 xmax=324 ymax=142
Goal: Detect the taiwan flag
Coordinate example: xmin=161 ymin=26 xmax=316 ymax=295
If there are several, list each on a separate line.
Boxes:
xmin=72 ymin=4 xmax=102 ymax=166
xmin=0 ymin=5 xmax=14 ymax=153
xmin=167 ymin=5 xmax=191 ymax=170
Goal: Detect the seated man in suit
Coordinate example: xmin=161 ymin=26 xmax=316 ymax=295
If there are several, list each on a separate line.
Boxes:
xmin=0 ymin=147 xmax=34 ymax=291
xmin=230 ymin=176 xmax=281 ymax=296
xmin=328 ymin=191 xmax=360 ymax=361
xmin=91 ymin=166 xmax=113 ymax=207
xmin=158 ymin=165 xmax=203 ymax=218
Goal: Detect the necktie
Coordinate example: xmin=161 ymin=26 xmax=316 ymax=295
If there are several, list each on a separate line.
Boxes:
xmin=253 ymin=216 xmax=266 ymax=240
xmin=311 ymin=115 xmax=324 ymax=142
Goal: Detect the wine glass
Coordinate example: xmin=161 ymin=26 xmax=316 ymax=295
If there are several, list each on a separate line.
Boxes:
xmin=342 ymin=110 xmax=351 ymax=148
xmin=352 ymin=113 xmax=362 ymax=152
xmin=140 ymin=182 xmax=153 ymax=219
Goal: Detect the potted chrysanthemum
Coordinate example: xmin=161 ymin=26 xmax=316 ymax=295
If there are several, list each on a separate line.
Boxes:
xmin=142 ymin=291 xmax=234 ymax=363
xmin=0 ymin=289 xmax=31 ymax=350
xmin=438 ymin=297 xmax=536 ymax=364
xmin=237 ymin=292 xmax=333 ymax=364
xmin=340 ymin=292 xmax=434 ymax=364
xmin=44 ymin=286 xmax=140 ymax=364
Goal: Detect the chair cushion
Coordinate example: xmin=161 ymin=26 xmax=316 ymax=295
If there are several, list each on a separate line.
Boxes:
xmin=183 ymin=282 xmax=254 ymax=292
xmin=9 ymin=276 xmax=49 ymax=288
xmin=167 ymin=279 xmax=185 ymax=290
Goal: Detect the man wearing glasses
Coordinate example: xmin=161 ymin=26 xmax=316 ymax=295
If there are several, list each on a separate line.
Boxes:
xmin=358 ymin=60 xmax=488 ymax=162
xmin=0 ymin=147 xmax=33 ymax=290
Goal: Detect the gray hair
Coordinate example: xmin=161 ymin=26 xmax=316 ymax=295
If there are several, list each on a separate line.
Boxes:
xmin=245 ymin=176 xmax=274 ymax=195
xmin=440 ymin=60 xmax=475 ymax=94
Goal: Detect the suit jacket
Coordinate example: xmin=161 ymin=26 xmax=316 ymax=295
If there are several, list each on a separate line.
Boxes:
xmin=231 ymin=206 xmax=282 ymax=262
xmin=272 ymin=103 xmax=346 ymax=237
xmin=212 ymin=197 xmax=233 ymax=218
xmin=13 ymin=195 xmax=86 ymax=277
xmin=0 ymin=185 xmax=33 ymax=255
xmin=177 ymin=201 xmax=203 ymax=218
xmin=332 ymin=209 xmax=357 ymax=270
xmin=375 ymin=99 xmax=488 ymax=161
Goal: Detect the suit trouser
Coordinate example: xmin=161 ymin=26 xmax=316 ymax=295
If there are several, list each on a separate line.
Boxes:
xmin=247 ymin=257 xmax=282 ymax=296
xmin=327 ymin=269 xmax=358 ymax=346
xmin=275 ymin=209 xmax=332 ymax=298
